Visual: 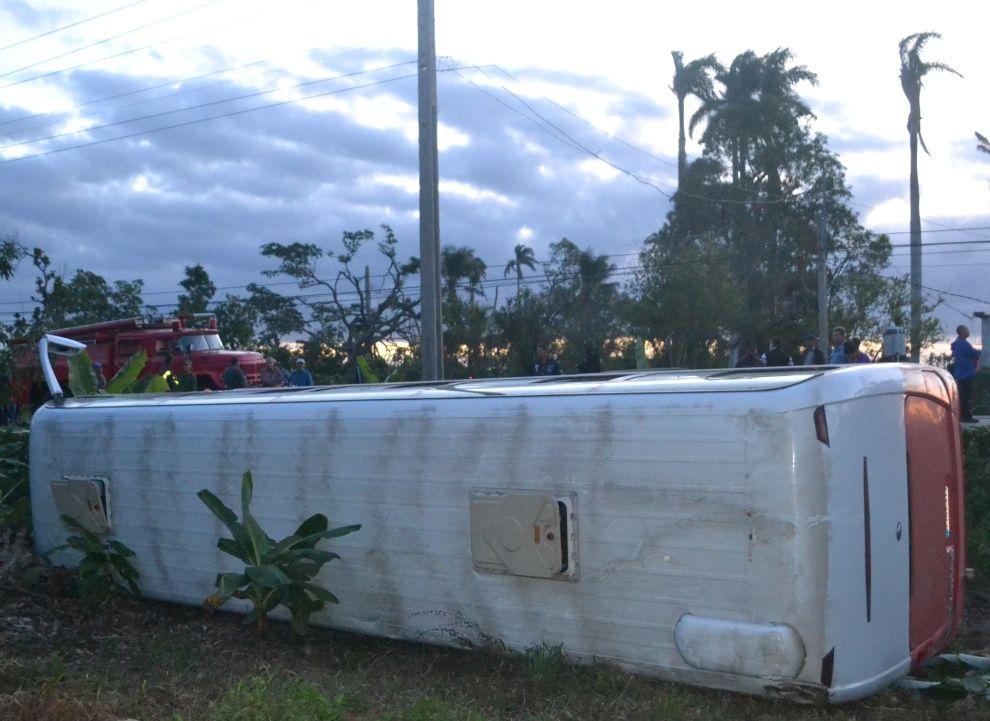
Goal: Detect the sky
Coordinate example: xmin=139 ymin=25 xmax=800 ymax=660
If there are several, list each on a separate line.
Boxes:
xmin=0 ymin=0 xmax=988 ymax=347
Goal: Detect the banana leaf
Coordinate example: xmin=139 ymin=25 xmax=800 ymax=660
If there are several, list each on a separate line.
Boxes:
xmin=106 ymin=349 xmax=147 ymax=394
xmin=67 ymin=351 xmax=99 ymax=397
xmin=357 ymin=355 xmax=379 ymax=383
xmin=143 ymin=374 xmax=170 ymax=394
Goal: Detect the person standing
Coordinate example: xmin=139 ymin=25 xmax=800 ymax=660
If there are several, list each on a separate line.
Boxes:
xmin=829 ymin=326 xmax=848 ymax=364
xmin=222 ymin=356 xmax=248 ymax=390
xmin=951 ymin=325 xmax=981 ymax=424
xmin=764 ymin=337 xmax=793 ymax=367
xmin=532 ymin=344 xmax=562 ymax=376
xmin=842 ymin=338 xmax=872 ymax=364
xmin=260 ymin=356 xmax=287 ymax=387
xmin=800 ymin=334 xmax=825 ymax=365
xmin=735 ymin=342 xmax=763 ymax=368
xmin=289 ymin=358 xmax=314 ymax=387
xmin=576 ymin=339 xmax=602 ymax=373
xmin=177 ymin=358 xmax=198 ymax=391
xmin=92 ymin=362 xmax=108 ymax=390
xmin=160 ymin=353 xmax=179 ymax=391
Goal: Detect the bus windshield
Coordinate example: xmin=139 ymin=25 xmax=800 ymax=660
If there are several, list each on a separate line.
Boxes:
xmin=177 ymin=333 xmax=225 ymax=352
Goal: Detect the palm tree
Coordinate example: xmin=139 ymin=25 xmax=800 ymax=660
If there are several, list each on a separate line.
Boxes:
xmin=441 ymin=246 xmax=487 ymax=304
xmin=899 ymin=32 xmax=961 ymax=361
xmin=670 ymin=51 xmax=720 ymax=189
xmin=690 ymin=49 xmax=816 ymax=189
xmin=976 ymin=132 xmax=989 ymax=155
xmin=503 ymin=243 xmax=537 ymax=292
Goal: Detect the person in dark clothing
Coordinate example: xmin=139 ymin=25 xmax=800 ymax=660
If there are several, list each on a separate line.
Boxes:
xmin=577 ymin=339 xmax=602 ymax=373
xmin=800 ymin=334 xmax=826 ymax=365
xmin=735 ymin=342 xmax=763 ymax=368
xmin=764 ymin=336 xmax=792 ymax=367
xmin=160 ymin=353 xmax=179 ymax=391
xmin=841 ymin=338 xmax=872 ymax=364
xmin=222 ymin=356 xmax=248 ymax=390
xmin=177 ymin=357 xmax=198 ymax=392
xmin=532 ymin=344 xmax=562 ymax=376
xmin=951 ymin=325 xmax=981 ymax=423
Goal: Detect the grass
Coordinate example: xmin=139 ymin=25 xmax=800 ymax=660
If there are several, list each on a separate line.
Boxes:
xmin=209 ymin=675 xmax=350 ymax=721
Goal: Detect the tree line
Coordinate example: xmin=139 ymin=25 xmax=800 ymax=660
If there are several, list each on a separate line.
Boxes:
xmin=1 ymin=40 xmax=954 ymax=384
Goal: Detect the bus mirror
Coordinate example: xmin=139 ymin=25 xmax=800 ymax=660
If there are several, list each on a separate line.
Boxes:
xmin=38 ymin=334 xmax=87 ymax=400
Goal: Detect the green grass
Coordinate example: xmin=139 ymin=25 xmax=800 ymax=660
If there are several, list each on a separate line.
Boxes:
xmin=211 ymin=674 xmax=349 ymax=721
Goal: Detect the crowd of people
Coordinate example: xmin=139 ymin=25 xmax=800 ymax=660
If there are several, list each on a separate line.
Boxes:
xmin=159 ymin=354 xmax=316 ymax=393
xmin=735 ymin=326 xmax=875 ymax=369
xmin=529 ymin=326 xmax=983 ymax=425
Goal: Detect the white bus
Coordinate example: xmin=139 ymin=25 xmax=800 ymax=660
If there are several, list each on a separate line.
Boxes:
xmin=29 ymin=350 xmax=966 ymax=703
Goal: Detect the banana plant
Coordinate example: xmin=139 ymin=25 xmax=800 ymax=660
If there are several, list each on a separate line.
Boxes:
xmin=67 ymin=352 xmax=99 ymax=396
xmin=197 ymin=471 xmax=361 ymax=638
xmin=54 ymin=514 xmax=141 ymax=601
xmin=106 ymin=349 xmax=148 ymax=393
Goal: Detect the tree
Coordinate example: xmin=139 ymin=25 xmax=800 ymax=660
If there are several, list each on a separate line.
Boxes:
xmin=245 ymin=284 xmax=305 ymax=349
xmin=29 ymin=250 xmax=145 ymax=330
xmin=543 ymin=239 xmax=620 ymax=370
xmin=177 ymin=264 xmax=217 ymax=314
xmin=670 ymin=51 xmax=721 ymax=188
xmin=691 ymin=48 xmax=817 ymax=189
xmin=503 ymin=243 xmax=537 ymax=292
xmin=440 ymin=246 xmax=491 ymax=377
xmin=258 ymin=225 xmax=419 ymax=377
xmin=0 ymin=235 xmax=26 ymax=282
xmin=898 ymin=32 xmax=961 ymax=361
xmin=441 ymin=246 xmax=487 ymax=303
xmin=212 ymin=293 xmax=257 ymax=349
xmin=977 ymin=131 xmax=990 ymax=155
xmin=631 ymin=49 xmax=937 ymax=367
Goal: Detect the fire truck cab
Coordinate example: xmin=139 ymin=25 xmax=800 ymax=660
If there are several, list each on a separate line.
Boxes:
xmin=12 ymin=314 xmax=264 ymax=401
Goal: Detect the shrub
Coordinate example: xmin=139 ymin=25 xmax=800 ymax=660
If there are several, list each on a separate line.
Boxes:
xmin=963 ymin=426 xmax=990 ymax=580
xmin=972 ymin=368 xmax=990 ymax=416
xmin=54 ymin=515 xmax=141 ymax=601
xmin=0 ymin=428 xmax=30 ymax=539
xmin=197 ymin=471 xmax=361 ymax=638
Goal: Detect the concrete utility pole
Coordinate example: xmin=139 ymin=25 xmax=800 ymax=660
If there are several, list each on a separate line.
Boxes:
xmin=975 ymin=311 xmax=990 ymax=368
xmin=417 ymin=0 xmax=443 ymax=380
xmin=817 ymin=174 xmax=828 ymax=350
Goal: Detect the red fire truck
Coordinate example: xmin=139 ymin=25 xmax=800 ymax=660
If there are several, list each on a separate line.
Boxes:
xmin=12 ymin=314 xmax=264 ymax=403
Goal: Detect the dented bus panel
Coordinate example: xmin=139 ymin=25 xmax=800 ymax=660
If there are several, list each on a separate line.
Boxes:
xmin=28 ymin=364 xmax=966 ymax=703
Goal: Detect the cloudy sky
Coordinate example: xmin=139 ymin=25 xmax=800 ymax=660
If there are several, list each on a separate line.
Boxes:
xmin=0 ymin=0 xmax=988 ymax=345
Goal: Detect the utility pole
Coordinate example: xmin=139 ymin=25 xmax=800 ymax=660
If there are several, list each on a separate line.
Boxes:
xmin=417 ymin=0 xmax=443 ymax=380
xmin=817 ymin=172 xmax=828 ymax=351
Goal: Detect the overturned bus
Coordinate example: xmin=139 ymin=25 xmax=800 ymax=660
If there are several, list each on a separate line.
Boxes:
xmin=29 ymin=336 xmax=967 ymax=702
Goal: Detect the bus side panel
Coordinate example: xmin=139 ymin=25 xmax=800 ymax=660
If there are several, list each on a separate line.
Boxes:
xmin=904 ymin=395 xmax=965 ymax=663
xmin=30 ymin=393 xmax=818 ymax=699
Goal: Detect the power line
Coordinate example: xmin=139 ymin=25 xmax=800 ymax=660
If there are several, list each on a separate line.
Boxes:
xmin=0 ymin=0 xmax=153 ymax=54
xmin=0 ymin=0 xmax=315 ymax=93
xmin=0 ymin=0 xmax=225 ymax=83
xmin=0 ymin=69 xmax=420 ymax=165
xmin=1 ymin=60 xmax=417 ymax=151
xmin=0 ymin=58 xmax=270 ymax=133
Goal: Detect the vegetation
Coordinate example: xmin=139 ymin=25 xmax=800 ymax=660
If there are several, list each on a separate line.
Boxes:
xmin=197 ymin=471 xmax=361 ymax=638
xmin=963 ymin=426 xmax=990 ymax=577
xmin=0 ymin=428 xmax=29 ymax=538
xmin=52 ymin=515 xmax=141 ymax=601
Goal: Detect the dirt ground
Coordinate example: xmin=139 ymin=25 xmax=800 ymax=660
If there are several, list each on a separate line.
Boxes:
xmin=0 ymin=550 xmax=988 ymax=721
